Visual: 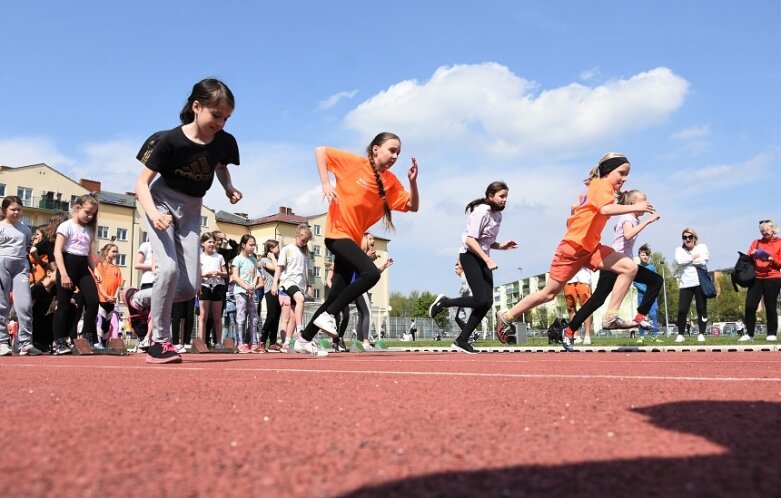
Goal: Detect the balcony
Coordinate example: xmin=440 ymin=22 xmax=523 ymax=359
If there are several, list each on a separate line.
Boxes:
xmin=17 ymin=194 xmax=71 ymax=212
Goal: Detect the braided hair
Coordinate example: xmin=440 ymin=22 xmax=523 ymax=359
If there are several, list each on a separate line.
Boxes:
xmin=366 ymin=132 xmax=400 ymax=231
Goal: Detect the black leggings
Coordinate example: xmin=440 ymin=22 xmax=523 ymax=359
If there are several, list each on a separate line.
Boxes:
xmin=569 ymin=265 xmax=663 ymax=331
xmin=677 ymin=286 xmax=708 ymax=335
xmin=302 ymin=238 xmax=379 ymax=341
xmin=354 ymin=293 xmax=371 ymax=342
xmin=260 ymin=292 xmax=281 ymax=345
xmin=171 ymin=298 xmax=195 ymax=345
xmin=53 ymin=253 xmax=99 ymax=342
xmin=438 ymin=251 xmax=493 ymax=342
xmin=744 ymin=277 xmax=781 ymax=337
xmin=336 ymin=306 xmax=350 ymax=338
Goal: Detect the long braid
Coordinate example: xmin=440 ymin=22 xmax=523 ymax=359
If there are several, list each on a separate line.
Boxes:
xmin=369 ymin=156 xmax=395 ymax=231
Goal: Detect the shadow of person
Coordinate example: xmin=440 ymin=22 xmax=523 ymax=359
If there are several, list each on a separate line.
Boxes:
xmin=337 ymin=400 xmax=780 ymax=498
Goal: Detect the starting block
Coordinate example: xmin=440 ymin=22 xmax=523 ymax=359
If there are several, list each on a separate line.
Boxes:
xmin=318 ymin=338 xmax=332 ymax=350
xmin=190 ymin=338 xmax=210 ymax=354
xmin=374 ymin=339 xmax=388 ymax=351
xmin=220 ymin=338 xmax=238 ymax=353
xmin=104 ymin=338 xmax=129 ymax=356
xmin=350 ymin=340 xmax=365 ymax=353
xmin=72 ymin=338 xmax=94 ymax=355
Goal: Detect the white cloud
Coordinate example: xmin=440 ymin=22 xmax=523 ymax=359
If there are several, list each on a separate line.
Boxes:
xmin=344 ymin=63 xmax=689 ymax=159
xmin=671 ymin=125 xmax=710 ymax=140
xmin=0 ymin=137 xmax=75 ymax=169
xmin=317 ymin=90 xmax=358 ymax=110
xmin=579 ymin=67 xmax=600 ymax=81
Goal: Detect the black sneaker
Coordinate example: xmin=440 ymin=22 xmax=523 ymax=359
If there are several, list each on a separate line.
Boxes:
xmin=452 ymin=339 xmax=477 ymax=354
xmin=337 ymin=338 xmax=349 ymax=352
xmin=52 ymin=339 xmax=72 ymax=356
xmin=146 ymin=341 xmax=182 ymax=364
xmin=561 ymin=330 xmax=575 ymax=352
xmin=428 ymin=294 xmax=446 ymax=318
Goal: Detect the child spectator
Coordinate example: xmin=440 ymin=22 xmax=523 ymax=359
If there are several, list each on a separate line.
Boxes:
xmin=96 ymin=243 xmax=124 ymax=346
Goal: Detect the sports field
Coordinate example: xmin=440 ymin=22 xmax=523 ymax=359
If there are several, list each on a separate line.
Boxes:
xmin=2 ymin=349 xmax=779 ymax=497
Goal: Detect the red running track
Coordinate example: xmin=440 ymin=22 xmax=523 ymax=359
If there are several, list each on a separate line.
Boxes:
xmin=2 ymin=350 xmax=779 ymax=497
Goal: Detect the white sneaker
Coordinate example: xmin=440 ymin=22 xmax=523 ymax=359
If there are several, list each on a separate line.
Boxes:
xmin=767 ymin=335 xmax=778 ymax=342
xmin=0 ymin=343 xmax=12 ymax=356
xmin=312 ymin=313 xmax=338 ymax=337
xmin=19 ymin=342 xmax=43 ymax=356
xmin=674 ymin=335 xmax=685 ymax=343
xmin=573 ymin=337 xmax=582 ymax=344
xmin=175 ymin=344 xmax=187 ymax=353
xmin=583 ymin=336 xmax=591 ymax=345
xmin=738 ymin=334 xmax=752 ymax=342
xmin=293 ymin=333 xmax=328 ymax=357
xmin=697 ymin=334 xmax=705 ymax=342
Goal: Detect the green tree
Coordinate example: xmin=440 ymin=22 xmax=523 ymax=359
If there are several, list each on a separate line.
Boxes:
xmin=389 ymin=291 xmax=417 ymax=317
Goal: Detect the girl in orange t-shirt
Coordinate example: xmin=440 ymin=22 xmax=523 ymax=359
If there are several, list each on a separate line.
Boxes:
xmin=296 ymin=132 xmax=419 ymax=355
xmin=95 ymin=243 xmax=124 ymax=344
xmin=495 ymin=153 xmax=655 ymax=350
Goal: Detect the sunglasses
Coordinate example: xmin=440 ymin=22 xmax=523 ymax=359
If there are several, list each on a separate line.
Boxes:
xmin=759 ymin=220 xmax=771 ymax=225
xmin=682 ymin=235 xmax=695 ymax=241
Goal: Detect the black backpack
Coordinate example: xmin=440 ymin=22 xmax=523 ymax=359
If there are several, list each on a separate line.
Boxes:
xmin=731 ymin=251 xmax=755 ymax=291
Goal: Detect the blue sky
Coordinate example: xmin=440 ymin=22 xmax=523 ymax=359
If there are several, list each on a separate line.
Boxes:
xmin=2 ymin=0 xmax=779 ymax=294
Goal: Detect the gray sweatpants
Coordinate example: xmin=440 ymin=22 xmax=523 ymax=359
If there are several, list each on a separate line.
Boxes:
xmin=0 ymin=257 xmax=33 ymax=344
xmin=134 ymin=180 xmax=202 ymax=343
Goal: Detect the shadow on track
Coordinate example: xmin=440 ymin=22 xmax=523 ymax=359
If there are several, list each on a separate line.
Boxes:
xmin=337 ymin=400 xmax=780 ymax=498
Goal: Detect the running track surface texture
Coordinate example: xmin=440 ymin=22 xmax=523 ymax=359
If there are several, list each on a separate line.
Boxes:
xmin=3 ymin=349 xmax=780 ymax=498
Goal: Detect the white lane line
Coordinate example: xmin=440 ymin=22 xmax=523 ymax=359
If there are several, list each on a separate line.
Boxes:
xmin=4 ymin=363 xmax=781 ymax=382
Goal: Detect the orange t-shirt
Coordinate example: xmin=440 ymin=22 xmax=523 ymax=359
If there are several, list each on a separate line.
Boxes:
xmin=96 ymin=261 xmax=123 ymax=303
xmin=562 ymin=178 xmax=615 ymax=252
xmin=324 ymin=147 xmax=411 ymax=244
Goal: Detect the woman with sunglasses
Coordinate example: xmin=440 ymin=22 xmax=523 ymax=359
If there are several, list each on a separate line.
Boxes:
xmin=739 ymin=219 xmax=781 ymax=342
xmin=673 ymin=228 xmax=710 ymax=343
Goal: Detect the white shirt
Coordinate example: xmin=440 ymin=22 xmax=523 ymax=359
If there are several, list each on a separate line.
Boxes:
xmin=674 ymin=243 xmax=710 ymax=289
xmin=200 ymin=251 xmax=225 ymax=287
xmin=567 ymin=267 xmax=592 ymax=285
xmin=0 ymin=221 xmax=31 ymax=259
xmin=460 ymin=204 xmax=502 ymax=255
xmin=278 ymin=243 xmax=310 ymax=290
xmin=56 ymin=220 xmax=92 ymax=256
xmin=137 ymin=242 xmax=155 ymax=285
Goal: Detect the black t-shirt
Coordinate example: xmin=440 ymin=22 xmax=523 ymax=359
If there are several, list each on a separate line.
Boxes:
xmin=35 ymin=238 xmax=55 ymax=262
xmin=137 ymin=125 xmax=240 ymax=197
xmin=31 ymin=282 xmax=56 ymax=319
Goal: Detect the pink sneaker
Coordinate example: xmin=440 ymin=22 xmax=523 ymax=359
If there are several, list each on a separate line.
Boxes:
xmin=252 ymin=344 xmax=264 ymax=353
xmin=238 ymin=344 xmax=251 ymax=354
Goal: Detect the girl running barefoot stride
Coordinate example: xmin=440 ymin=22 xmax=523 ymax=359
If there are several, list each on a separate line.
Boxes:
xmin=495 ymin=153 xmax=655 ymax=350
xmin=297 ymin=132 xmax=419 ymax=356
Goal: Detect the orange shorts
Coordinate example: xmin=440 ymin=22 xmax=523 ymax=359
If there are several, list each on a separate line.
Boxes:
xmin=549 ymin=241 xmax=615 ymax=283
xmin=564 ymin=282 xmax=591 ymax=309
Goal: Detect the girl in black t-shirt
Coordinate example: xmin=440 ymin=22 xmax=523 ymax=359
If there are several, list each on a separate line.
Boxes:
xmin=123 ymin=78 xmax=242 ymax=364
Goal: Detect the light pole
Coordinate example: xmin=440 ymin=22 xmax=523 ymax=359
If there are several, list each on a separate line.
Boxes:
xmin=517 ymin=267 xmax=525 ymax=326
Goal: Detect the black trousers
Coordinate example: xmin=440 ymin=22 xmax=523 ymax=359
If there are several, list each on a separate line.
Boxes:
xmin=302 ymin=238 xmax=380 ymax=341
xmin=260 ymin=291 xmax=281 ymax=345
xmin=53 ymin=253 xmax=99 ymax=342
xmin=744 ymin=277 xmax=781 ymax=336
xmin=439 ymin=251 xmax=493 ymax=342
xmin=171 ymin=298 xmax=195 ymax=345
xmin=677 ymin=286 xmax=708 ymax=335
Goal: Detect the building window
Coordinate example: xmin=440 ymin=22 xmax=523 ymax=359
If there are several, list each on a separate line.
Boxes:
xmin=70 ymin=195 xmax=80 ymax=207
xmin=116 ymin=254 xmax=127 ymax=266
xmin=17 ymin=187 xmax=33 ymax=207
xmin=314 ymin=267 xmax=321 ymax=277
xmin=314 ymin=245 xmax=321 ymax=256
xmin=97 ymin=226 xmax=109 ymax=239
xmin=141 ymin=231 xmax=149 ymax=243
xmin=313 ymin=224 xmax=321 ymax=236
xmin=0 ymin=184 xmax=5 ymax=196
xmin=116 ymin=228 xmax=128 ymax=241
xmin=314 ymin=289 xmax=320 ymax=300
xmin=22 ymin=215 xmax=33 ymax=226
xmin=200 ymin=216 xmax=208 ymax=227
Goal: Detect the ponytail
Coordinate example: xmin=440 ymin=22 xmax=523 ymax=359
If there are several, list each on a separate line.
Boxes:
xmin=465 ymin=181 xmax=508 ymax=213
xmin=179 ymin=78 xmax=235 ymax=124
